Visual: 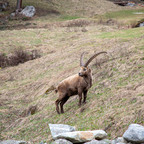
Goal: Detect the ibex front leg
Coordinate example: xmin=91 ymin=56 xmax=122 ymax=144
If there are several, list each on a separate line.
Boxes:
xmin=83 ymin=90 xmax=88 ymax=104
xmin=78 ymin=89 xmax=82 ymax=106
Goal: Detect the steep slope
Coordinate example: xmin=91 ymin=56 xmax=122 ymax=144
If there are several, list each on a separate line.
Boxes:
xmin=0 ymin=22 xmax=144 ymax=143
xmin=0 ymin=0 xmax=144 ymax=143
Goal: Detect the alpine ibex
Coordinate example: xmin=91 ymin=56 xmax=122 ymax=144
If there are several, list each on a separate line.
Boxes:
xmin=55 ymin=51 xmax=107 ymax=114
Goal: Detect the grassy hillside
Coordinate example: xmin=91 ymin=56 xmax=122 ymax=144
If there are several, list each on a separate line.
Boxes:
xmin=0 ymin=0 xmax=144 ymax=143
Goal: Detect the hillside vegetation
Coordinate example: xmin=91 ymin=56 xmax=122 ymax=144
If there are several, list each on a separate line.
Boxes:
xmin=0 ymin=0 xmax=144 ymax=143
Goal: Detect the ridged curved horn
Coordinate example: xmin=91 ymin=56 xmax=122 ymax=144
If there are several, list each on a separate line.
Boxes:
xmin=84 ymin=51 xmax=107 ymax=67
xmin=80 ymin=52 xmax=86 ymax=66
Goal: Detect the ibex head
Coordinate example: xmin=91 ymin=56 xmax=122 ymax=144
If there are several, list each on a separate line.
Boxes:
xmin=79 ymin=51 xmax=107 ymax=77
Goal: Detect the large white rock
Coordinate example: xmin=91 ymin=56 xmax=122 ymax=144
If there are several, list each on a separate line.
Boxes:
xmin=54 ymin=130 xmax=107 ymax=143
xmin=20 ymin=6 xmax=36 ymax=17
xmin=123 ymin=124 xmax=144 ymax=143
xmin=0 ymin=140 xmax=26 ymax=144
xmin=49 ymin=124 xmax=76 ymax=139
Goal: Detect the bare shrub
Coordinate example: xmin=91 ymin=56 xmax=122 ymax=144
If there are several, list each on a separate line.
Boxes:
xmin=0 ymin=49 xmax=41 ymax=68
xmin=97 ymin=18 xmax=118 ymax=26
xmin=0 ymin=53 xmax=7 ymax=68
xmin=64 ymin=19 xmax=90 ymax=27
xmin=30 ymin=50 xmax=41 ymax=59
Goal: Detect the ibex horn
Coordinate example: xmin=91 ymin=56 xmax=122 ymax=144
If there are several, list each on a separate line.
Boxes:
xmin=80 ymin=52 xmax=86 ymax=66
xmin=84 ymin=51 xmax=107 ymax=67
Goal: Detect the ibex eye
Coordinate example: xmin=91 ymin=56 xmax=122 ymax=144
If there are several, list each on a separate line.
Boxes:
xmin=83 ymin=68 xmax=87 ymax=71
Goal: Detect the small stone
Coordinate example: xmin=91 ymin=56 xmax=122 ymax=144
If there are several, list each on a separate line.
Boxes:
xmin=116 ymin=137 xmax=127 ymax=143
xmin=123 ymin=124 xmax=144 ymax=143
xmin=84 ymin=139 xmax=110 ymax=144
xmin=10 ymin=13 xmax=16 ymax=17
xmin=52 ymin=139 xmax=73 ymax=144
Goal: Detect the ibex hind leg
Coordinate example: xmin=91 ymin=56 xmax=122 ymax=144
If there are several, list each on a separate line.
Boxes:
xmin=55 ymin=99 xmax=61 ymax=114
xmin=60 ymin=96 xmax=69 ymax=114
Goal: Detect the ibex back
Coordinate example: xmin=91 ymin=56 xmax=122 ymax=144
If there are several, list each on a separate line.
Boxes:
xmin=55 ymin=52 xmax=107 ymax=114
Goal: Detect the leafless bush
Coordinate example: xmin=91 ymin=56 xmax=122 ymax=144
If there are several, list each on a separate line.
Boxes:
xmin=97 ymin=18 xmax=118 ymax=26
xmin=64 ymin=19 xmax=90 ymax=27
xmin=0 ymin=49 xmax=41 ymax=68
xmin=0 ymin=53 xmax=7 ymax=68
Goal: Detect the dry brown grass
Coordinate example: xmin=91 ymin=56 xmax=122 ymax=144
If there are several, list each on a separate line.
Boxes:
xmin=0 ymin=2 xmax=144 ymax=142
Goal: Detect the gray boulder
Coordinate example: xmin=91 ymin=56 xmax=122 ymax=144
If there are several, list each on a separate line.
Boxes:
xmin=116 ymin=137 xmax=127 ymax=143
xmin=53 ymin=130 xmax=107 ymax=143
xmin=123 ymin=124 xmax=144 ymax=143
xmin=20 ymin=6 xmax=36 ymax=17
xmin=0 ymin=140 xmax=26 ymax=144
xmin=111 ymin=137 xmax=127 ymax=144
xmin=52 ymin=139 xmax=73 ymax=144
xmin=84 ymin=139 xmax=110 ymax=144
xmin=49 ymin=124 xmax=75 ymax=139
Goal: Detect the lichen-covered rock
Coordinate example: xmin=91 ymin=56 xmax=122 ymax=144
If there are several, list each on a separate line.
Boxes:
xmin=52 ymin=139 xmax=73 ymax=144
xmin=49 ymin=124 xmax=75 ymax=139
xmin=54 ymin=130 xmax=107 ymax=143
xmin=20 ymin=6 xmax=36 ymax=17
xmin=0 ymin=140 xmax=26 ymax=144
xmin=123 ymin=124 xmax=144 ymax=143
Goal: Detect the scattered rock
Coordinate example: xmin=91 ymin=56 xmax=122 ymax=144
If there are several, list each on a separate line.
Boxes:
xmin=123 ymin=124 xmax=144 ymax=143
xmin=49 ymin=124 xmax=76 ymax=139
xmin=21 ymin=105 xmax=37 ymax=117
xmin=0 ymin=140 xmax=26 ymax=144
xmin=119 ymin=137 xmax=128 ymax=143
xmin=126 ymin=2 xmax=136 ymax=7
xmin=0 ymin=2 xmax=9 ymax=12
xmin=27 ymin=105 xmax=37 ymax=115
xmin=39 ymin=142 xmax=47 ymax=144
xmin=139 ymin=22 xmax=144 ymax=27
xmin=84 ymin=139 xmax=111 ymax=144
xmin=52 ymin=139 xmax=73 ymax=144
xmin=10 ymin=13 xmax=16 ymax=17
xmin=20 ymin=6 xmax=36 ymax=17
xmin=53 ymin=130 xmax=107 ymax=143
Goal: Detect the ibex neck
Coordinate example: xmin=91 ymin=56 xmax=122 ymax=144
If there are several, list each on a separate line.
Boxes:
xmin=83 ymin=73 xmax=92 ymax=88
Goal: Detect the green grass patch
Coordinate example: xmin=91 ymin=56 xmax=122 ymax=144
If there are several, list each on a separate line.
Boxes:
xmin=95 ymin=8 xmax=144 ymax=26
xmin=60 ymin=15 xmax=81 ymax=20
xmin=96 ymin=27 xmax=144 ymax=40
xmin=104 ymin=9 xmax=144 ymax=19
